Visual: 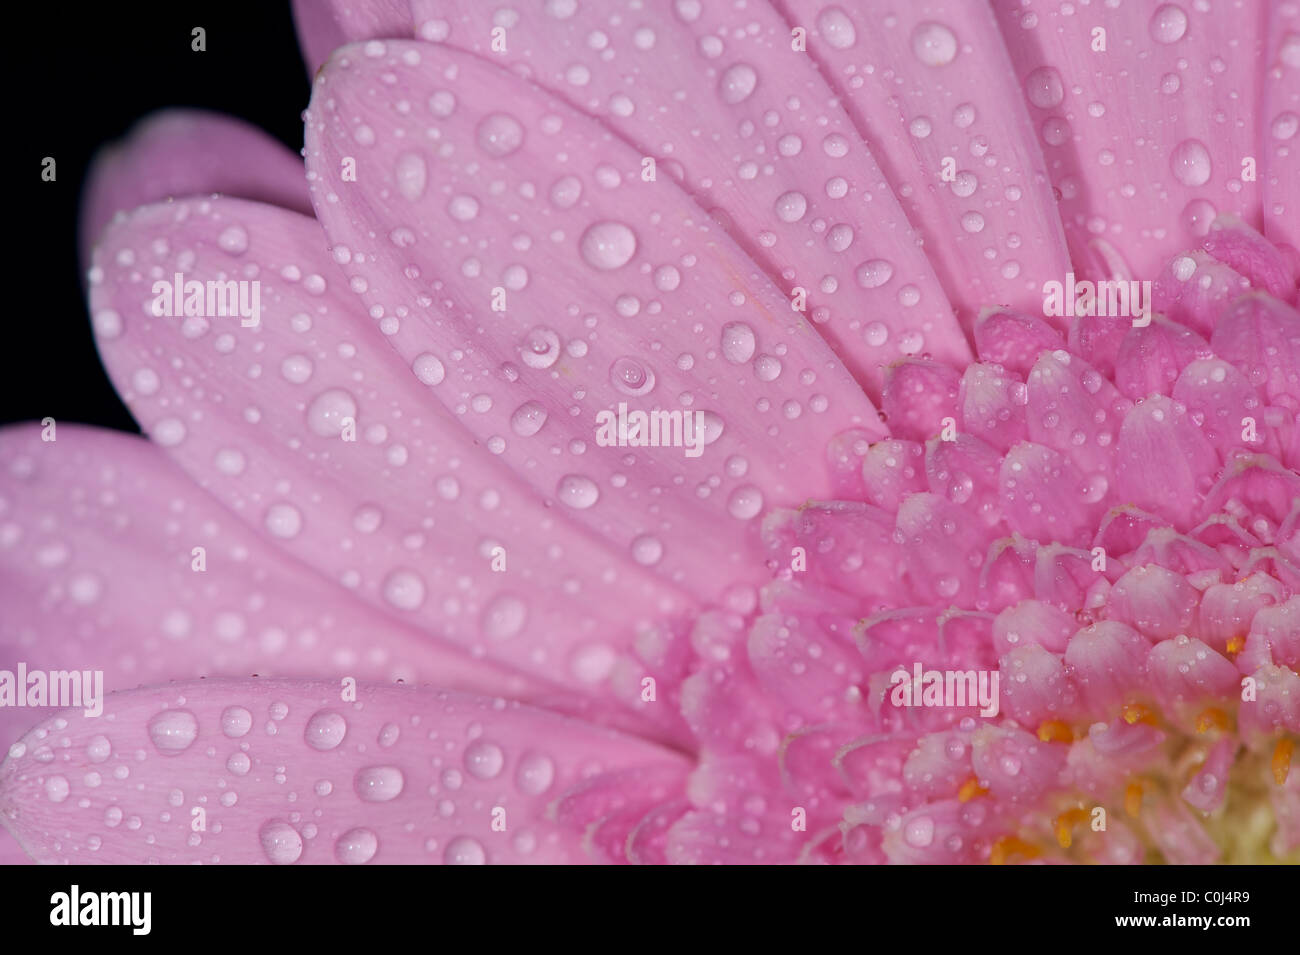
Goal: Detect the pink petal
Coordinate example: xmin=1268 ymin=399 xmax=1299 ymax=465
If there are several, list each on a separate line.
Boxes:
xmin=970 ymin=726 xmax=1065 ymax=806
xmin=1245 ymin=595 xmax=1300 ymax=671
xmin=958 ymin=362 xmax=1030 ymax=453
xmin=747 ymin=614 xmax=865 ymax=722
xmin=925 ymin=434 xmax=1003 ymax=528
xmin=994 ymin=0 xmax=1264 ymax=281
xmin=1172 ymin=358 xmax=1275 ymax=462
xmin=999 ymin=644 xmax=1077 ymax=726
xmin=895 ymin=493 xmax=988 ymax=606
xmin=0 ymin=424 xmax=631 ymax=749
xmin=1197 ymin=573 xmax=1285 ymax=654
xmin=1145 ymin=636 xmax=1240 ymax=723
xmin=80 ymin=111 xmax=312 ymax=270
xmin=1112 ymin=317 xmax=1211 ymax=400
xmin=882 ymin=360 xmax=961 ymax=443
xmin=1238 ymin=664 xmax=1300 ymax=738
xmin=1106 ymin=564 xmax=1199 ymax=642
xmin=0 ymin=679 xmax=688 ymax=863
xmin=1181 ymin=737 xmax=1237 ymax=813
xmin=787 ymin=1 xmax=1073 ymax=323
xmin=1151 ymin=251 xmax=1252 ymax=339
xmin=406 ymin=4 xmax=974 ymax=396
xmin=1025 ymin=350 xmax=1127 ymax=482
xmin=1064 ymin=621 xmax=1150 ymax=714
xmin=973 ymin=309 xmax=1065 ymax=376
xmin=302 ymin=41 xmax=883 ymax=597
xmin=1260 ymin=7 xmax=1300 ymax=256
xmin=1114 ymin=395 xmax=1220 ymax=529
xmin=87 ymin=197 xmax=694 ymax=728
xmin=861 ymin=439 xmax=928 ymax=512
xmin=992 ymin=599 xmax=1076 ymax=656
xmin=1202 ymin=217 xmax=1300 ymax=302
xmin=1210 ymin=292 xmax=1300 ymax=405
xmin=290 ymin=0 xmax=413 ymax=75
xmin=999 ymin=441 xmax=1104 ymax=547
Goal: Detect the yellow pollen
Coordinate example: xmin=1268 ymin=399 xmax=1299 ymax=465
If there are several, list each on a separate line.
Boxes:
xmin=990 ymin=835 xmax=1040 ymax=865
xmin=1195 ymin=707 xmax=1230 ymax=734
xmin=958 ymin=776 xmax=989 ymax=802
xmin=1225 ymin=635 xmax=1245 ymax=656
xmin=1122 ymin=703 xmax=1158 ymax=726
xmin=1055 ymin=808 xmax=1090 ymax=849
xmin=1037 ymin=720 xmax=1074 ymax=743
xmin=1274 ymin=739 xmax=1294 ymax=786
xmin=1125 ymin=780 xmax=1144 ymax=817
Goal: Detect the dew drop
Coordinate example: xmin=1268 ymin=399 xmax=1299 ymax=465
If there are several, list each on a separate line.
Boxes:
xmin=557 ymin=475 xmax=600 ymax=509
xmin=305 ymin=710 xmax=348 ymax=751
xmin=354 ymin=765 xmax=405 ymax=802
xmin=464 ymin=740 xmax=505 ymax=779
xmin=579 ymin=221 xmax=637 ymax=270
xmin=477 ymin=113 xmax=525 ymax=157
xmin=259 ymin=821 xmax=303 ymax=864
xmin=911 ymin=22 xmax=957 ymax=66
xmin=335 ymin=828 xmax=379 ymax=864
xmin=148 ymin=710 xmax=198 ymax=755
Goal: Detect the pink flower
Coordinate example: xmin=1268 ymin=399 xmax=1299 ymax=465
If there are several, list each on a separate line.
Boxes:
xmin=2 ymin=0 xmax=1299 ymax=865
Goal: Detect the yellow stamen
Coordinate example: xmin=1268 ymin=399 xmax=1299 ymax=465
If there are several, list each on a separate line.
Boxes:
xmin=1225 ymin=635 xmax=1246 ymax=657
xmin=1037 ymin=720 xmax=1074 ymax=744
xmin=1274 ymin=739 xmax=1294 ymax=786
xmin=1195 ymin=707 xmax=1230 ymax=734
xmin=1055 ymin=808 xmax=1090 ymax=849
xmin=990 ymin=835 xmax=1040 ymax=865
xmin=958 ymin=776 xmax=989 ymax=802
xmin=1125 ymin=780 xmax=1144 ymax=817
xmin=1122 ymin=702 xmax=1158 ymax=726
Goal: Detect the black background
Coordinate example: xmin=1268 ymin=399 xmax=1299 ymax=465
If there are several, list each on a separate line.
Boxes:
xmin=5 ymin=1 xmax=310 ymax=431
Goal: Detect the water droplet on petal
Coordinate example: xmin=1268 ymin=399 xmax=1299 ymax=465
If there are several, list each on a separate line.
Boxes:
xmin=719 ymin=63 xmax=758 ymax=103
xmin=444 ymin=835 xmax=486 ymax=864
xmin=464 ymin=740 xmax=505 ymax=779
xmin=580 ymin=221 xmax=637 ymax=270
xmin=354 ymin=765 xmax=405 ymax=802
xmin=477 ymin=113 xmax=525 ymax=157
xmin=557 ymin=475 xmax=600 ymax=509
xmin=335 ymin=828 xmax=379 ymax=864
xmin=1170 ymin=139 xmax=1212 ymax=186
xmin=148 ymin=710 xmax=198 ymax=754
xmin=911 ymin=22 xmax=957 ymax=66
xmin=260 ymin=821 xmax=303 ymax=864
xmin=305 ymin=710 xmax=348 ymax=751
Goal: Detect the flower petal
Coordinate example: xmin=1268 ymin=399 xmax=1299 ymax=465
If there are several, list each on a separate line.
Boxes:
xmin=80 ymin=111 xmax=312 ymax=270
xmin=0 ymin=679 xmax=688 ymax=863
xmin=993 ymin=0 xmax=1265 ymax=281
xmin=302 ymin=40 xmax=883 ymax=598
xmin=87 ymin=196 xmax=694 ymax=734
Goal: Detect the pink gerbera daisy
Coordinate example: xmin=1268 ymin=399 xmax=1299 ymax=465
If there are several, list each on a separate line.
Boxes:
xmin=1 ymin=0 xmax=1298 ymax=866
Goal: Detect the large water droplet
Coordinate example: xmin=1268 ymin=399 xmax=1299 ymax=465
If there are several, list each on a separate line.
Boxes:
xmin=818 ymin=7 xmax=857 ymax=48
xmin=510 ymin=401 xmax=548 ymax=436
xmin=383 ymin=569 xmax=427 ymax=610
xmin=464 ymin=740 xmax=505 ymax=779
xmin=335 ymin=828 xmax=379 ymax=864
xmin=515 ymin=752 xmax=556 ymax=795
xmin=148 ymin=710 xmax=198 ymax=754
xmin=444 ymin=835 xmax=486 ymax=864
xmin=477 ymin=113 xmax=525 ymax=157
xmin=306 ymin=389 xmax=358 ymax=437
xmin=260 ymin=821 xmax=304 ymax=864
xmin=721 ymin=322 xmax=757 ymax=363
xmin=718 ymin=63 xmax=758 ymax=103
xmin=855 ymin=259 xmax=894 ymax=288
xmin=354 ymin=765 xmax=405 ymax=802
xmin=519 ymin=327 xmax=562 ymax=369
xmin=1170 ymin=138 xmax=1212 ymax=186
xmin=395 ymin=152 xmax=428 ymax=200
xmin=911 ymin=22 xmax=957 ymax=66
xmin=610 ymin=357 xmax=656 ymax=395
xmin=1149 ymin=4 xmax=1188 ymax=44
xmin=580 ymin=221 xmax=637 ymax=270
xmin=305 ymin=710 xmax=348 ymax=751
xmin=1024 ymin=66 xmax=1064 ymax=108
xmin=557 ymin=475 xmax=600 ymax=509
